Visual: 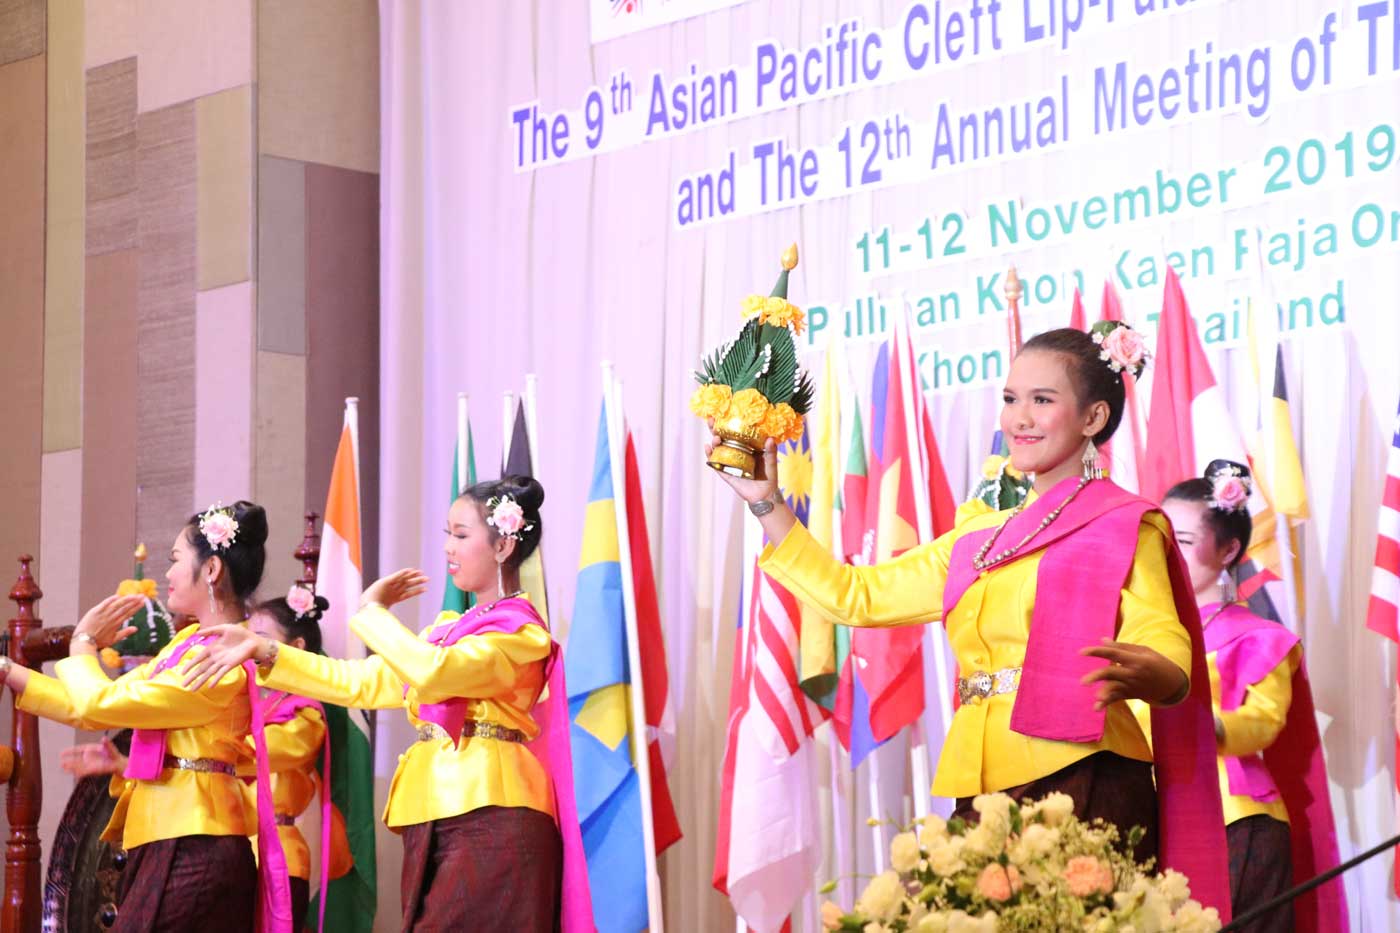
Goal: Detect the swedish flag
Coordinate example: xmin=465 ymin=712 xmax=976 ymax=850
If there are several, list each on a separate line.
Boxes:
xmin=566 ymin=404 xmax=647 ymax=932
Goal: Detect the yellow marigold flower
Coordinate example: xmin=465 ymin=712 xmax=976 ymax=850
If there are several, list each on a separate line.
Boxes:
xmin=689 ymin=383 xmax=733 ymax=420
xmin=117 ymin=578 xmax=157 ymax=599
xmin=785 ymin=418 xmax=806 ymax=445
xmin=760 ymin=402 xmax=800 ymax=441
xmin=981 ymin=456 xmax=1006 ymax=480
xmin=760 ymin=297 xmax=806 ymax=335
xmin=100 ymin=647 xmax=122 ymax=670
xmin=740 ymin=295 xmax=766 ymax=320
xmin=726 ymin=388 xmax=770 ymax=427
xmin=1004 ymin=463 xmax=1024 ymax=480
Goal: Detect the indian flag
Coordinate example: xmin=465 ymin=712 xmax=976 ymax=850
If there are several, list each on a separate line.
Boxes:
xmin=310 ymin=398 xmax=378 ymax=932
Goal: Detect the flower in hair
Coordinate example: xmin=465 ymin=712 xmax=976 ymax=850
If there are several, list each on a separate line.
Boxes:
xmin=1090 ymin=321 xmax=1149 ymax=378
xmin=286 ymin=584 xmax=316 ymax=618
xmin=198 ymin=504 xmax=240 ymax=550
xmin=1209 ymin=467 xmax=1251 ymax=513
xmin=486 ymin=495 xmax=534 ymax=540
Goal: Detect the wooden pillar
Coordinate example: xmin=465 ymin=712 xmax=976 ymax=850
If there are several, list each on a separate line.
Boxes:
xmin=4 ymin=556 xmax=43 ymax=933
xmin=294 ymin=511 xmax=321 ymax=587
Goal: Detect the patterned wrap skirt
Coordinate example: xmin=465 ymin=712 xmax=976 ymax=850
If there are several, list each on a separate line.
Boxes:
xmin=399 ymin=805 xmax=563 ymax=932
xmin=114 ymin=833 xmax=257 ymax=933
xmin=953 ymin=750 xmax=1159 ymax=864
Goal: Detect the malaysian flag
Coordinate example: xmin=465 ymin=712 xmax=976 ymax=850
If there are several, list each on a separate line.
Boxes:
xmin=1366 ymin=397 xmax=1400 ymax=895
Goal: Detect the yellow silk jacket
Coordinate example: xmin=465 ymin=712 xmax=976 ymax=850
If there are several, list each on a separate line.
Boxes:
xmin=240 ymin=700 xmax=325 ymax=879
xmin=257 ymin=605 xmax=554 ymax=829
xmin=760 ymin=497 xmax=1193 ymax=798
xmin=16 ymin=625 xmax=253 ymax=849
xmin=1209 ymin=644 xmax=1299 ymax=825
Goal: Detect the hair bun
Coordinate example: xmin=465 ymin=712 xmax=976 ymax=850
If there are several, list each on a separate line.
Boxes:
xmin=499 ymin=474 xmax=545 ymax=514
xmin=229 ymin=501 xmax=270 ymax=547
xmin=1203 ymin=459 xmax=1251 ymax=484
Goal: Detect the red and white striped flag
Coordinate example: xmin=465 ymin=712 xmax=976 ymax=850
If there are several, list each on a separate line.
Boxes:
xmin=1367 ymin=401 xmax=1400 ymax=641
xmin=1366 ymin=398 xmax=1400 ymax=896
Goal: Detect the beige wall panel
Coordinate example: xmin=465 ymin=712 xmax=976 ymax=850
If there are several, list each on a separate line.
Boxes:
xmin=39 ymin=449 xmax=82 ymax=632
xmin=194 ymin=282 xmax=254 ymax=507
xmin=85 ymin=56 xmax=137 ymax=256
xmin=44 ymin=0 xmax=84 ymax=452
xmin=137 ymin=0 xmax=251 ymax=113
xmin=256 ymin=154 xmax=305 ymax=354
xmin=80 ymin=249 xmax=138 ymax=611
xmin=196 ymin=84 xmax=252 ymax=289
xmin=134 ymin=101 xmax=197 ymax=559
xmin=85 ymin=0 xmax=135 ymax=69
xmin=257 ymin=0 xmax=379 ymax=173
xmin=0 ymin=55 xmax=46 ymax=584
xmin=254 ymin=350 xmax=306 ymax=600
xmin=0 ymin=0 xmax=44 ymax=66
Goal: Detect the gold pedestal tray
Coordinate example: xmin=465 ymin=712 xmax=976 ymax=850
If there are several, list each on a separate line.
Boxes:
xmin=707 ymin=420 xmax=767 ymax=479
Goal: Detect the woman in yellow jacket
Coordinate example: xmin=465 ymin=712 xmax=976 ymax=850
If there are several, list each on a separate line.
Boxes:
xmin=1 ymin=501 xmax=270 ymax=932
xmin=709 ymin=326 xmax=1231 ymax=913
xmin=182 ymin=477 xmax=591 ymax=932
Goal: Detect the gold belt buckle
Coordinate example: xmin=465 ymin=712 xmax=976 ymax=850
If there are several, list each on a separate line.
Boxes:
xmin=163 ymin=755 xmax=235 ymax=776
xmin=957 ymin=667 xmax=1022 ymax=705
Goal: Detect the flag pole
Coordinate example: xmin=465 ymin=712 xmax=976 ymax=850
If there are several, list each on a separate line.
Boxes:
xmin=893 ymin=305 xmax=940 ymax=820
xmin=502 ymin=390 xmax=516 ymax=470
xmin=601 ymin=362 xmax=665 ymax=933
xmin=456 ymin=393 xmax=469 ymax=495
xmin=866 ymin=752 xmax=887 ymax=872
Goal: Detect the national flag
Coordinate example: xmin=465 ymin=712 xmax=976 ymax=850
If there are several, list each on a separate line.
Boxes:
xmin=713 ymin=494 xmax=823 ymax=932
xmin=798 ymin=349 xmax=842 ymax=706
xmin=504 ymin=397 xmax=550 ymax=622
xmin=852 ymin=343 xmax=926 ymax=744
xmin=1366 ymin=399 xmax=1400 ymax=896
xmin=1100 ymin=281 xmax=1144 ymax=493
xmin=621 ymin=427 xmax=682 ymax=854
xmin=567 ymin=404 xmax=655 ymax=932
xmin=442 ymin=394 xmax=477 ymax=614
xmin=311 ymin=399 xmax=377 ymax=932
xmin=1366 ymin=401 xmax=1400 ymax=642
xmin=1068 ymin=287 xmax=1087 ymax=331
xmin=833 ymin=399 xmax=878 ymax=764
xmin=1142 ymin=269 xmax=1279 ymax=599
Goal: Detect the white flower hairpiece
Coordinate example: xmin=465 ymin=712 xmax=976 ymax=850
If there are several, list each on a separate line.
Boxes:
xmin=1208 ymin=465 xmax=1251 ymax=513
xmin=1089 ymin=320 xmax=1149 ymax=379
xmin=198 ymin=504 xmax=240 ymax=551
xmin=485 ymin=494 xmax=535 ymax=540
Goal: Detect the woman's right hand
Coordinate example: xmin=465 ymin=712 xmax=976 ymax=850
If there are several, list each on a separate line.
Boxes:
xmin=60 ymin=737 xmax=127 ymax=778
xmin=181 ymin=624 xmax=267 ymax=691
xmin=706 ymin=431 xmax=780 ymax=505
xmin=360 ymin=568 xmax=429 ymax=611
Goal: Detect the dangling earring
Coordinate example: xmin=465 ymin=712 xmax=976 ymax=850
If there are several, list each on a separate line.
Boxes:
xmin=496 ymin=562 xmax=505 ymax=602
xmin=1081 ymin=443 xmax=1103 ymax=481
xmin=1221 ymin=569 xmax=1237 ymax=603
xmin=207 ymin=580 xmax=218 ymax=617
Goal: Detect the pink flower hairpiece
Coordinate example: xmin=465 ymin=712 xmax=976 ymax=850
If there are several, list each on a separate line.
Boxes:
xmin=485 ymin=494 xmax=534 ymax=540
xmin=198 ymin=504 xmax=240 ymax=551
xmin=286 ymin=584 xmax=316 ymax=619
xmin=1089 ymin=321 xmax=1149 ymax=378
xmin=1209 ymin=467 xmax=1251 ymax=513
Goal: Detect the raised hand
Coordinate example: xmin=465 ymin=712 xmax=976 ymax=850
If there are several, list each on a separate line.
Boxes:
xmin=360 ymin=568 xmax=429 ymax=611
xmin=74 ymin=594 xmax=145 ymax=649
xmin=1079 ymin=639 xmax=1191 ymax=710
xmin=181 ymin=624 xmax=265 ymax=692
xmin=60 ymin=737 xmax=126 ymax=778
xmin=705 ymin=432 xmax=780 ymax=506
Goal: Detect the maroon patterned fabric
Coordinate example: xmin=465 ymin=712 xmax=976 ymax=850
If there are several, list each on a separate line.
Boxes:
xmin=399 ymin=806 xmax=562 ymax=932
xmin=290 ymin=876 xmax=310 ymax=932
xmin=1226 ymin=815 xmax=1294 ymax=933
xmin=954 ymin=751 xmax=1159 ymax=864
xmin=114 ymin=834 xmax=256 ymax=933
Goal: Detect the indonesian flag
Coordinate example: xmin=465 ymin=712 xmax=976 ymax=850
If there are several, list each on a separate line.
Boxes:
xmin=1366 ymin=398 xmax=1400 ymax=896
xmin=1141 ymin=268 xmax=1251 ymax=501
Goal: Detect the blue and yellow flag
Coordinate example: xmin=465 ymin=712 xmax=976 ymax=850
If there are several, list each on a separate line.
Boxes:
xmin=566 ymin=404 xmax=648 ymax=933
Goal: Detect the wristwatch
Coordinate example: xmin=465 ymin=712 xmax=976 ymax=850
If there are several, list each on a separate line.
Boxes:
xmin=0 ymin=655 xmax=11 ymax=682
xmin=748 ymin=494 xmax=778 ymax=517
xmin=73 ymin=632 xmax=99 ymax=649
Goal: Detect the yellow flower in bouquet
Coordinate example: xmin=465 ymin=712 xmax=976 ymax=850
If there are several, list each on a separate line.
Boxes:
xmin=726 ymin=388 xmax=771 ymax=427
xmin=689 ymin=383 xmax=733 ymax=420
xmin=761 ymin=296 xmax=806 ymax=334
xmin=741 ymin=295 xmax=767 ymax=320
xmin=760 ymin=401 xmax=802 ymax=442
